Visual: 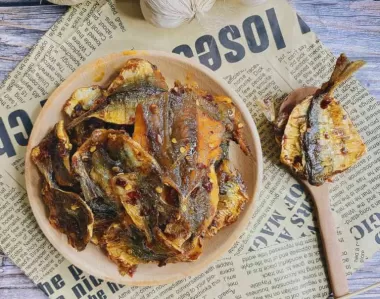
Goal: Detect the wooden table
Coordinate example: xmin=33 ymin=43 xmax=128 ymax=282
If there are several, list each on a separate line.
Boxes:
xmin=0 ymin=0 xmax=379 ymax=298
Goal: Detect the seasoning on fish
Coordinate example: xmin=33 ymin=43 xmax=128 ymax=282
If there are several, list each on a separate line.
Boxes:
xmin=32 ymin=58 xmax=250 ymax=276
xmin=260 ymin=53 xmax=367 ymax=186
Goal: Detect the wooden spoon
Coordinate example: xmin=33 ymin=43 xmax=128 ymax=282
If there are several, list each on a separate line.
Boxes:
xmin=280 ymin=87 xmax=350 ymax=298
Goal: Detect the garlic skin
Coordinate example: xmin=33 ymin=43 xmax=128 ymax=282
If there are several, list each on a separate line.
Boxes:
xmin=240 ymin=0 xmax=267 ymax=5
xmin=48 ymin=0 xmax=86 ymax=5
xmin=140 ymin=0 xmax=216 ymax=29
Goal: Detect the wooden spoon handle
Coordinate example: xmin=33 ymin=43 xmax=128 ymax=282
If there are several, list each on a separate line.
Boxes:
xmin=306 ymin=183 xmax=350 ymax=298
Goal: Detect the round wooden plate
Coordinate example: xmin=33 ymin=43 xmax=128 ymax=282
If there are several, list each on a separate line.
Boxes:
xmin=25 ymin=50 xmax=263 ymax=286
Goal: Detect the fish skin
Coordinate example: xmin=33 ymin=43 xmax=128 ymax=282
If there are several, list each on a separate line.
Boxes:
xmin=65 ymin=58 xmax=168 ymax=129
xmin=103 ymin=223 xmax=170 ymax=276
xmin=32 ymin=58 xmax=250 ymax=275
xmin=206 ymin=160 xmax=248 ymax=237
xmin=280 ymin=96 xmax=311 ymax=179
xmin=31 ymin=120 xmax=74 ymax=188
xmin=280 ymin=54 xmax=366 ymax=185
xmin=41 ymin=183 xmax=94 ymax=251
xmin=63 ymin=86 xmax=104 ymax=119
xmin=304 ymin=94 xmax=366 ymax=185
xmin=107 ymin=58 xmax=168 ymax=95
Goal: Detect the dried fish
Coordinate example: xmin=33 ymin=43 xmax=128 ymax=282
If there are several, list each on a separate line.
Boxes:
xmin=280 ymin=54 xmax=367 ymax=185
xmin=32 ymin=58 xmax=249 ymax=276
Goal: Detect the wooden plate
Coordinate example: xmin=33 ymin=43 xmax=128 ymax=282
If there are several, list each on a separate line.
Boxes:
xmin=25 ymin=50 xmax=263 ymax=286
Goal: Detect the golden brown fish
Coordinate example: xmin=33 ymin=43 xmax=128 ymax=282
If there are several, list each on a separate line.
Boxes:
xmin=41 ymin=183 xmax=94 ymax=251
xmin=103 ymin=223 xmax=170 ymax=276
xmin=107 ymin=58 xmax=168 ymax=95
xmin=63 ymin=86 xmax=105 ymax=119
xmin=206 ymin=160 xmax=248 ymax=237
xmin=281 ymin=54 xmax=366 ymax=185
xmin=31 ymin=120 xmax=73 ymax=187
xmin=32 ymin=58 xmax=250 ymax=276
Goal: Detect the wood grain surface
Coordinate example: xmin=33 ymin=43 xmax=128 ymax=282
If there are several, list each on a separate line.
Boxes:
xmin=0 ymin=0 xmax=379 ymax=298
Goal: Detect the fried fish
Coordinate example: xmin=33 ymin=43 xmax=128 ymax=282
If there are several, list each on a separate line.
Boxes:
xmin=263 ymin=54 xmax=367 ymax=185
xmin=32 ymin=58 xmax=250 ymax=276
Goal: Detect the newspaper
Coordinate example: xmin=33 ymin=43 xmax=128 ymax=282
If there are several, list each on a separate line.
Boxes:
xmin=0 ymin=0 xmax=379 ymax=298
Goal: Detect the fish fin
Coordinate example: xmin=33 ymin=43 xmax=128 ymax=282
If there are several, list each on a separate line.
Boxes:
xmin=321 ymin=54 xmax=365 ymax=96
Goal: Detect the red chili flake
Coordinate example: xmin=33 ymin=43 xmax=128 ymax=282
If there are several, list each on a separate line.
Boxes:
xmin=127 ymin=266 xmax=137 ymax=277
xmin=341 ymin=147 xmax=348 ymax=155
xmin=128 ymin=191 xmax=140 ymax=205
xmin=202 ymin=178 xmax=213 ymax=193
xmin=115 ymin=178 xmax=127 ymax=187
xmin=204 ymin=94 xmax=214 ymax=102
xmin=324 ymin=133 xmax=329 ymax=139
xmin=190 ymin=187 xmax=200 ymax=198
xmin=196 ymin=163 xmax=207 ymax=169
xmin=320 ymin=97 xmax=333 ymax=109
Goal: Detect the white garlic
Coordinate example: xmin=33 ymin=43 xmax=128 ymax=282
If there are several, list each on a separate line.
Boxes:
xmin=140 ymin=0 xmax=216 ymax=28
xmin=48 ymin=0 xmax=86 ymax=5
xmin=240 ymin=0 xmax=267 ymax=5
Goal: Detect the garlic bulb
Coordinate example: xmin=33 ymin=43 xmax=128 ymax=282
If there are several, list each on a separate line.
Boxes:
xmin=140 ymin=0 xmax=216 ymax=28
xmin=48 ymin=0 xmax=86 ymax=5
xmin=240 ymin=0 xmax=267 ymax=5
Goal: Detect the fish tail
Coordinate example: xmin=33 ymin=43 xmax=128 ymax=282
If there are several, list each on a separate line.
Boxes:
xmin=320 ymin=53 xmax=365 ymax=97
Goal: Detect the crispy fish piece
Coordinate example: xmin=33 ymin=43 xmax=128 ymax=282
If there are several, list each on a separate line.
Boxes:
xmin=66 ymin=93 xmax=159 ymax=128
xmin=184 ymin=164 xmax=219 ymax=235
xmin=63 ymin=86 xmax=105 ymax=119
xmin=103 ymin=223 xmax=169 ymax=276
xmin=72 ymin=130 xmax=126 ymax=242
xmin=133 ymin=90 xmax=224 ymax=194
xmin=280 ymin=97 xmax=310 ymax=179
xmin=133 ymin=90 xmax=221 ymax=253
xmin=166 ymin=236 xmax=203 ymax=263
xmin=197 ymin=109 xmax=225 ymax=167
xmin=172 ymin=81 xmax=249 ymax=155
xmin=206 ymin=160 xmax=248 ymax=237
xmin=41 ymin=183 xmax=94 ymax=251
xmin=111 ymin=173 xmax=152 ymax=243
xmin=65 ymin=58 xmax=168 ymax=128
xmin=32 ymin=122 xmax=93 ymax=250
xmin=107 ymin=58 xmax=168 ymax=95
xmin=31 ymin=120 xmax=73 ymax=187
xmin=133 ymin=90 xmax=221 ymax=224
xmin=304 ymin=55 xmax=366 ymax=185
xmin=32 ymin=60 xmax=251 ymax=275
xmin=281 ymin=54 xmax=366 ymax=185
xmin=111 ymin=172 xmax=175 ymax=245
xmin=133 ymin=91 xmax=200 ymax=195
xmin=72 ymin=150 xmax=119 ymax=244
xmin=154 ymin=166 xmax=217 ymax=257
xmin=72 ymin=129 xmax=164 ymax=243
